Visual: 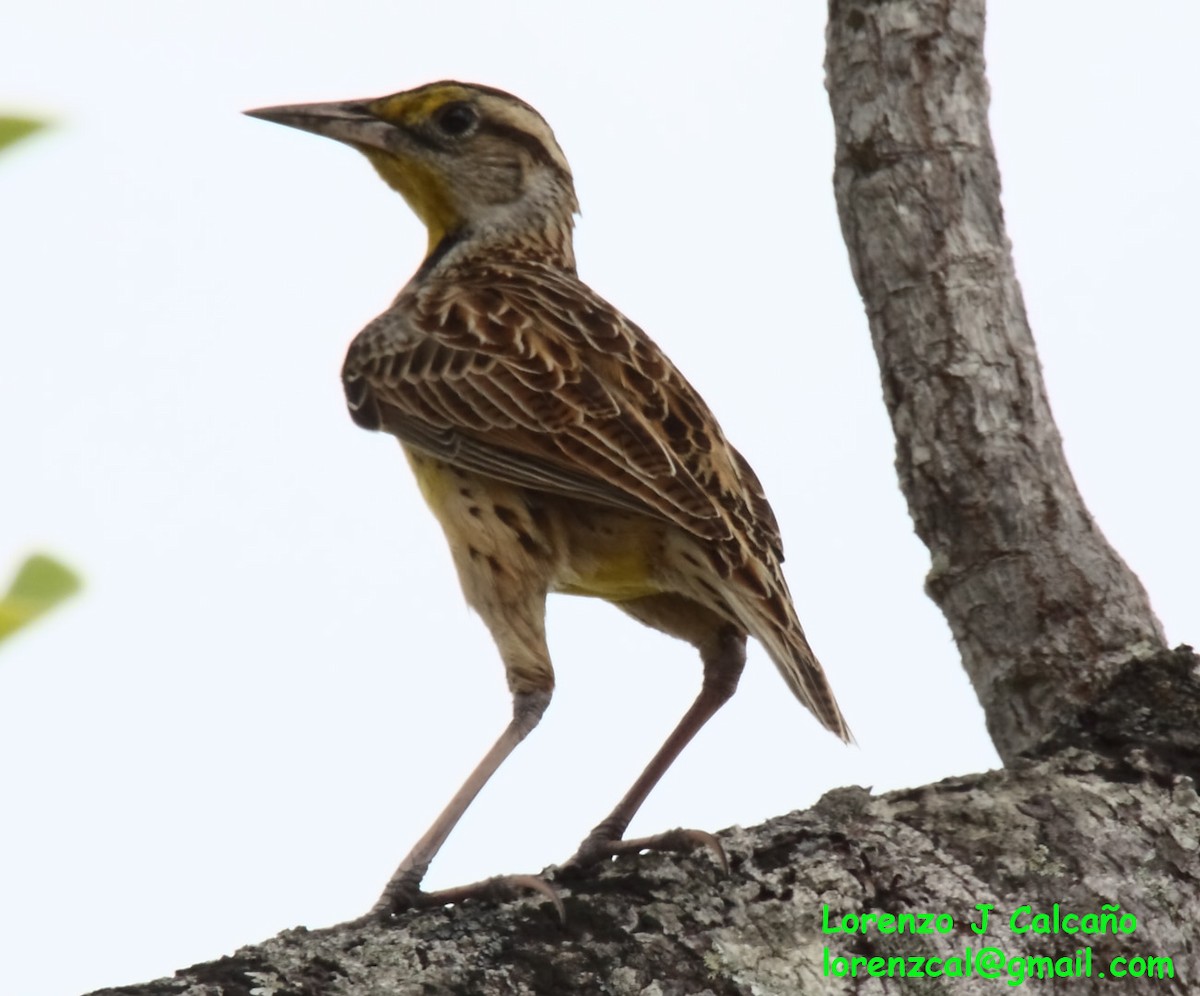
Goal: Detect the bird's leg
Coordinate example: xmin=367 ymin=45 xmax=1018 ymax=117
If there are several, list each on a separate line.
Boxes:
xmin=564 ymin=624 xmax=745 ymax=873
xmin=369 ymin=688 xmax=552 ymax=916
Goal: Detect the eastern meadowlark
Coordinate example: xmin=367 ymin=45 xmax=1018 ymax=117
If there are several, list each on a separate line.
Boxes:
xmin=247 ymin=81 xmax=851 ymax=916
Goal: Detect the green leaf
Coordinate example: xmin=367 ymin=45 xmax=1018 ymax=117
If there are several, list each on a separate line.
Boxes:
xmin=0 ymin=554 xmax=82 ymax=645
xmin=0 ymin=117 xmax=46 ymax=155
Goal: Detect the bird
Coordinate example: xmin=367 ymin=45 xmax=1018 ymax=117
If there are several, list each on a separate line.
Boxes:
xmin=246 ymin=81 xmax=851 ymax=916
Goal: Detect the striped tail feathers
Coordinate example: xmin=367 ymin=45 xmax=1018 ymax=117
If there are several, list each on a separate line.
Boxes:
xmin=758 ymin=607 xmax=853 ymax=744
xmin=665 ymin=530 xmax=852 ymax=743
xmin=728 ymin=579 xmax=854 ymax=744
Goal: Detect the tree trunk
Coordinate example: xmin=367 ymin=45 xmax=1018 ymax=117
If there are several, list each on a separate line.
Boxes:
xmin=87 ymin=1 xmax=1197 ymax=993
xmin=824 ymin=0 xmax=1166 ymax=762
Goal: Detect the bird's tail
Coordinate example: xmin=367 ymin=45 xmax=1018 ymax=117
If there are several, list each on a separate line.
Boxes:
xmin=725 ymin=571 xmax=853 ymax=744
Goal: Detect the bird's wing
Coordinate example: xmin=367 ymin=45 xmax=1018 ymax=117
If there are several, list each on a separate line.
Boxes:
xmin=343 ymin=262 xmax=784 ymax=563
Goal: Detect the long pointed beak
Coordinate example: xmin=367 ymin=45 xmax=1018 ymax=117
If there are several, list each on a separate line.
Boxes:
xmin=244 ymin=99 xmax=394 ymax=152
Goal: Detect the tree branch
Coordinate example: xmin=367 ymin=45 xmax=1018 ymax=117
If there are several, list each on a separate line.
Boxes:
xmin=85 ymin=651 xmax=1199 ymax=996
xmin=824 ymin=0 xmax=1166 ymax=760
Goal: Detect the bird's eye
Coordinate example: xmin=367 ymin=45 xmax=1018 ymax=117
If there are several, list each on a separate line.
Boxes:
xmin=434 ymin=102 xmax=478 ymax=137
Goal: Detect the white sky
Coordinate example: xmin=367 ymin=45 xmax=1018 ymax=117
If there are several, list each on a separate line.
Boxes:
xmin=1 ymin=3 xmax=1196 ymax=994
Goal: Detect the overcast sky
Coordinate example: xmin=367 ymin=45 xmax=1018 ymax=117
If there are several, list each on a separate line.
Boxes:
xmin=2 ymin=3 xmax=1196 ymax=994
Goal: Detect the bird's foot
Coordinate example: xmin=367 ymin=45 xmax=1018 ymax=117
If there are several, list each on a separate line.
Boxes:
xmin=360 ymin=870 xmax=564 ymax=924
xmin=559 ymin=825 xmax=729 ymax=878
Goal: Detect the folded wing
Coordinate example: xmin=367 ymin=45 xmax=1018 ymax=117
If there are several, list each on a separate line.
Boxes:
xmin=342 ymin=261 xmax=784 ymax=565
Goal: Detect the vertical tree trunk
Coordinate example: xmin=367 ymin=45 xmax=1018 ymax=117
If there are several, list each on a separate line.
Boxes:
xmin=824 ymin=0 xmax=1166 ymax=761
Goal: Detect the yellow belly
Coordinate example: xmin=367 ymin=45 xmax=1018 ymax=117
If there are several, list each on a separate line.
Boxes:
xmin=405 ymin=446 xmax=459 ymax=513
xmin=404 ymin=445 xmax=664 ymax=602
xmin=554 ymin=510 xmax=664 ymax=602
xmin=555 ymin=550 xmax=662 ymax=601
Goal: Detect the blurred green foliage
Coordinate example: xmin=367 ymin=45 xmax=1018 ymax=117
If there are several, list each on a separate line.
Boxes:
xmin=0 ymin=116 xmax=46 ymax=154
xmin=0 ymin=555 xmax=82 ymax=645
xmin=2 ymin=113 xmax=79 ymax=649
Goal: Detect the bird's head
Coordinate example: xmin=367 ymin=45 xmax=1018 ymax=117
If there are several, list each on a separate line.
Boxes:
xmin=247 ymin=81 xmax=579 ymax=267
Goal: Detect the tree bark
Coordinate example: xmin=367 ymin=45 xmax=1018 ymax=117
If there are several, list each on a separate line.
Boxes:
xmin=824 ymin=0 xmax=1166 ymax=762
xmin=85 ymin=653 xmax=1199 ymax=996
xmin=88 ymin=1 xmax=1197 ymax=993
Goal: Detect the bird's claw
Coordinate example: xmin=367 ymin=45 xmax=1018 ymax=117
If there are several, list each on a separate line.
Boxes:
xmin=561 ymin=826 xmax=729 ymax=877
xmin=365 ymin=872 xmax=564 ymax=923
